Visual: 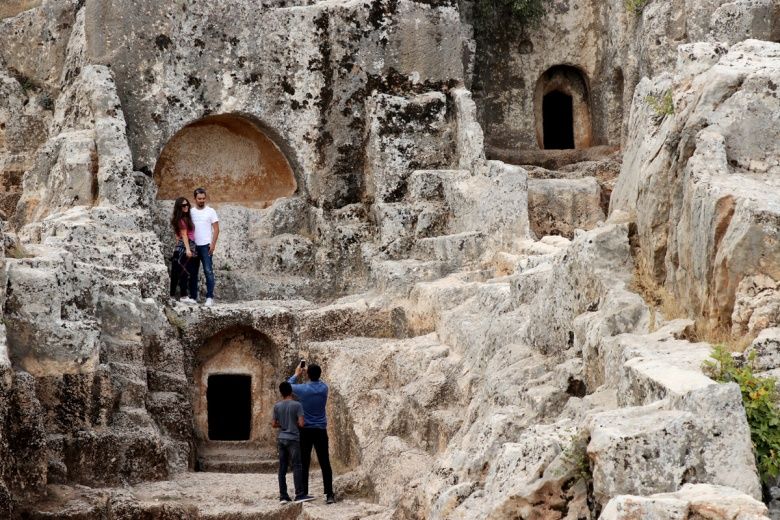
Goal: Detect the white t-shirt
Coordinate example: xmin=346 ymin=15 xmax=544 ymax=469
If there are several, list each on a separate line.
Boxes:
xmin=190 ymin=206 xmax=219 ymax=246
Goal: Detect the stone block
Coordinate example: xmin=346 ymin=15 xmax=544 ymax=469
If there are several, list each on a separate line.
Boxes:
xmin=527 ymin=177 xmax=605 ymax=239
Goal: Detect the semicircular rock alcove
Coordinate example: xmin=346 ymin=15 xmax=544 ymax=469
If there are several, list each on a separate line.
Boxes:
xmin=534 ymin=65 xmax=592 ymax=150
xmin=154 ymin=114 xmax=297 ymax=206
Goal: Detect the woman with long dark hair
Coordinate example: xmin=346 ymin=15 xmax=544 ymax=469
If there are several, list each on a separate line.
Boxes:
xmin=169 ymin=197 xmax=197 ymax=303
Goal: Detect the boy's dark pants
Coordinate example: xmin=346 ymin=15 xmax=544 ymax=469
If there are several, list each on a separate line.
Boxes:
xmin=300 ymin=428 xmax=333 ymax=496
xmin=277 ymin=438 xmax=304 ymax=500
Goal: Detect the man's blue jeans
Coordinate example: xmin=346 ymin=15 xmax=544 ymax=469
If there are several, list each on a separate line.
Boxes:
xmin=190 ymin=244 xmax=215 ymax=299
xmin=277 ymin=438 xmax=304 ymax=500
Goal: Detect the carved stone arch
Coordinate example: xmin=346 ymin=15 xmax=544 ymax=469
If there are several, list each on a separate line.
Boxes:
xmin=153 ymin=114 xmax=297 ymax=207
xmin=534 ymin=65 xmax=592 ymax=150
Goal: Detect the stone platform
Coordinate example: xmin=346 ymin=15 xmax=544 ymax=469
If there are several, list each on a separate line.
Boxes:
xmin=23 ymin=472 xmax=389 ymax=519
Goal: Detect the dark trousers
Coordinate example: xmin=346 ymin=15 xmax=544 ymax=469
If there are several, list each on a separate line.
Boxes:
xmin=190 ymin=244 xmax=215 ymax=299
xmin=277 ymin=438 xmax=304 ymax=500
xmin=169 ymin=245 xmax=197 ymax=298
xmin=300 ymin=427 xmax=333 ymax=497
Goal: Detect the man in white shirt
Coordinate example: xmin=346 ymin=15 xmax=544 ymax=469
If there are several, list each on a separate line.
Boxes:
xmin=189 ymin=187 xmax=220 ymax=306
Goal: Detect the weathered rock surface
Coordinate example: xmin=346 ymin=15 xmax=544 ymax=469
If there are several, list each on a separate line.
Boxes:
xmin=1 ymin=0 xmax=778 ymax=518
xmin=601 ymin=484 xmax=769 ymax=520
xmin=610 ymin=40 xmax=780 ymax=336
xmin=528 ymin=177 xmax=605 ymax=239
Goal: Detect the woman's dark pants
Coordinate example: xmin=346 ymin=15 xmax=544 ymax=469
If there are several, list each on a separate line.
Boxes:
xmin=170 ymin=247 xmax=197 ymax=298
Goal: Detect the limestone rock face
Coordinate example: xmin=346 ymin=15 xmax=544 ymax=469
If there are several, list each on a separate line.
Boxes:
xmin=601 ymin=484 xmax=769 ymax=520
xmin=1 ymin=0 xmax=777 ymax=518
xmin=525 ymin=224 xmax=649 ymax=358
xmin=745 ymin=327 xmax=780 ymax=372
xmin=76 ymin=0 xmax=466 ymax=209
xmin=610 ymin=40 xmax=780 ymax=335
xmin=365 ymin=91 xmax=455 ymax=203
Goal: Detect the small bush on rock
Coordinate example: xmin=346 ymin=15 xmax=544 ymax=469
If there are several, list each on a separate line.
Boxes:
xmin=704 ymin=344 xmax=780 ymax=482
xmin=645 ymin=90 xmax=674 ymax=118
xmin=561 ymin=433 xmax=592 ymax=484
xmin=625 ymin=0 xmax=649 ymax=14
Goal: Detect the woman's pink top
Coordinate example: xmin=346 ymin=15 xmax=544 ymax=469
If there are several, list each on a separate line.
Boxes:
xmin=179 ymin=219 xmax=195 ymax=241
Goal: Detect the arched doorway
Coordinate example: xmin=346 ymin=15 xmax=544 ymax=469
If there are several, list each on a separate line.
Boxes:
xmin=193 ymin=327 xmax=280 ymax=468
xmin=154 ymin=114 xmax=297 ymax=206
xmin=534 ymin=66 xmax=592 ymax=150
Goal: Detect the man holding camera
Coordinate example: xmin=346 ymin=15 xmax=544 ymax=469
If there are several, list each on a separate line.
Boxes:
xmin=288 ymin=361 xmax=335 ymax=504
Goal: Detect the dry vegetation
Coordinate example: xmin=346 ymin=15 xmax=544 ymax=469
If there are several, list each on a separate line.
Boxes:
xmin=689 ymin=317 xmax=755 ymax=353
xmin=630 ymin=250 xmax=753 ymax=351
xmin=629 ymin=251 xmax=685 ymax=331
xmin=7 ymin=243 xmax=33 ymax=259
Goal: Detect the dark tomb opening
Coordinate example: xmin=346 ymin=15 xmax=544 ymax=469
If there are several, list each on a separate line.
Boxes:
xmin=207 ymin=374 xmax=252 ymax=441
xmin=543 ymin=91 xmax=575 ymax=150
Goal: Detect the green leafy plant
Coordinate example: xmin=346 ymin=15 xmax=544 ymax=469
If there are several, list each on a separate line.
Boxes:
xmin=645 ymin=90 xmax=674 ymax=118
xmin=625 ymin=0 xmax=649 ymax=14
xmin=703 ymin=344 xmax=780 ymax=482
xmin=560 ymin=433 xmax=592 ymax=484
xmin=474 ymin=0 xmax=550 ymax=31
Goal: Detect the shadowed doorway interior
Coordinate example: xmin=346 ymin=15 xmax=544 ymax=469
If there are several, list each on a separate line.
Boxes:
xmin=207 ymin=374 xmax=252 ymax=441
xmin=534 ymin=65 xmax=592 ymax=150
xmin=543 ymin=91 xmax=575 ymax=149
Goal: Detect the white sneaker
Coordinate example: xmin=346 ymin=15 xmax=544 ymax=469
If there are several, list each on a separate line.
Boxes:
xmin=204 ymin=298 xmax=214 ymax=307
xmin=180 ymin=297 xmax=197 ymax=305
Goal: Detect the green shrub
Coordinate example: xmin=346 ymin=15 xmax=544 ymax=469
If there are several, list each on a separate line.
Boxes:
xmin=703 ymin=344 xmax=780 ymax=482
xmin=475 ymin=0 xmax=550 ymax=31
xmin=560 ymin=433 xmax=592 ymax=484
xmin=645 ymin=90 xmax=674 ymax=118
xmin=625 ymin=0 xmax=649 ymax=14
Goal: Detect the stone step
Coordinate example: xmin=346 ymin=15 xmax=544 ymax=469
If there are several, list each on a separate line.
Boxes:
xmin=408 ymin=169 xmax=470 ymax=201
xmin=508 ymin=262 xmax=553 ymax=304
xmin=198 ymin=457 xmax=279 ymax=474
xmin=297 ymin=296 xmax=407 ymax=342
xmin=373 ymin=201 xmax=449 ymax=254
xmin=196 ymin=442 xmax=290 ymax=474
xmin=220 ymin=271 xmax=317 ymax=301
xmin=512 ymin=236 xmax=570 ymax=256
xmin=437 ymin=282 xmax=519 ymax=362
xmin=413 ymin=231 xmax=485 ymax=266
xmin=371 ymin=258 xmax=449 ymax=297
xmin=111 ymin=406 xmax=155 ymax=429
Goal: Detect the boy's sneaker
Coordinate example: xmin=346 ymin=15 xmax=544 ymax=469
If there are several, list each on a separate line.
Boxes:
xmin=294 ymin=495 xmax=315 ymax=503
xmin=204 ymin=298 xmax=214 ymax=307
xmin=279 ymin=496 xmax=292 ymax=504
xmin=180 ymin=297 xmax=197 ymax=305
xmin=326 ymin=494 xmax=336 ymax=504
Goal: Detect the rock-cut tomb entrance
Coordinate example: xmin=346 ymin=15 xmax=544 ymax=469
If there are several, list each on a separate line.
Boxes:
xmin=534 ymin=65 xmax=592 ymax=150
xmin=153 ymin=114 xmax=297 ymax=206
xmin=193 ymin=326 xmax=281 ymax=469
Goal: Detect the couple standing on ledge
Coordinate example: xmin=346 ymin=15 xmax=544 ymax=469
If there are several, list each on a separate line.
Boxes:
xmin=169 ymin=187 xmax=220 ymax=306
xmin=273 ymin=362 xmax=336 ymax=505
